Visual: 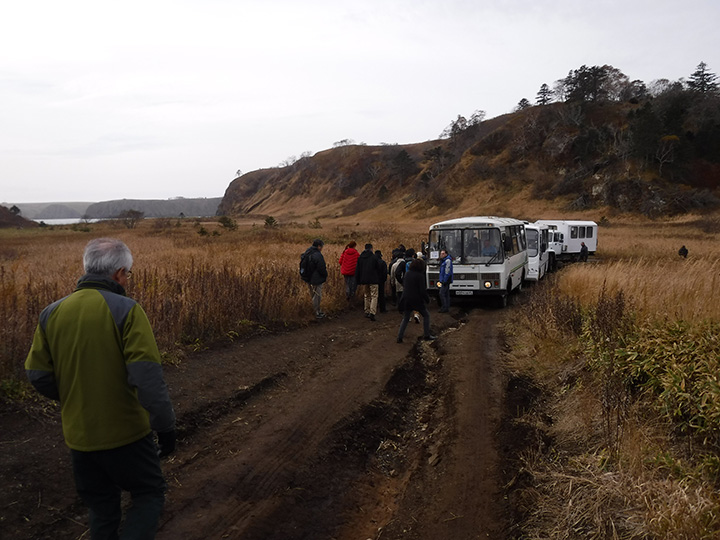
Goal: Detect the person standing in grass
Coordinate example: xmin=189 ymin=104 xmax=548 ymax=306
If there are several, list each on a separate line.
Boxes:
xmin=397 ymin=258 xmax=437 ymax=343
xmin=438 ymin=249 xmax=453 ymax=313
xmin=25 ymin=237 xmax=176 ymax=540
xmin=354 ymin=243 xmax=383 ymax=321
xmin=301 ymin=238 xmax=328 ymax=319
xmin=678 ymin=245 xmax=689 ymax=258
xmin=339 ymin=240 xmax=360 ymax=300
xmin=579 ymin=241 xmax=589 ymax=262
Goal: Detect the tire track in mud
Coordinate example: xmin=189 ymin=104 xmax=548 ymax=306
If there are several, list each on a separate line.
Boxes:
xmin=157 ymin=306 xmax=511 ymax=540
xmin=157 ymin=316 xmax=427 ymax=539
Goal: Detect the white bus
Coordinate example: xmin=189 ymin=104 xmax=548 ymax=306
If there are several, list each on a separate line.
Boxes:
xmin=523 ymin=222 xmax=549 ymax=282
xmin=426 ymin=216 xmax=528 ymax=307
xmin=536 ymin=220 xmax=598 ymax=261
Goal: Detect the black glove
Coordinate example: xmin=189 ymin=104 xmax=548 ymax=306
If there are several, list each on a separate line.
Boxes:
xmin=157 ymin=430 xmax=176 ymax=458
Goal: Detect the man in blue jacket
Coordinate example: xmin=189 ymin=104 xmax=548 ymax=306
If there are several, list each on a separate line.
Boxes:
xmin=438 ymin=249 xmax=453 ymax=313
xmin=25 ymin=237 xmax=176 ymax=540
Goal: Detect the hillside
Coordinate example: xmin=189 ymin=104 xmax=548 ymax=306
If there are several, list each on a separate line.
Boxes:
xmin=220 ymin=85 xmax=720 ymax=222
xmin=83 ymin=197 xmax=222 ymax=219
xmin=5 ymin=202 xmax=93 ymax=220
xmin=0 ymin=206 xmax=38 ymax=228
xmin=6 ymin=198 xmax=222 ymax=221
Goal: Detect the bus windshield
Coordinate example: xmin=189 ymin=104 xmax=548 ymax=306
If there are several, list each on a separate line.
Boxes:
xmin=526 ymin=229 xmax=538 ymax=257
xmin=428 ymin=228 xmax=502 ymax=264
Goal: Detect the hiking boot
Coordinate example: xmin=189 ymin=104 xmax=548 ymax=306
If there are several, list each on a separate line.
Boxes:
xmin=316 ymin=312 xmax=326 ymax=319
xmin=423 ymin=334 xmax=437 ymax=341
xmin=396 ymin=337 xmax=403 ymax=343
xmin=413 ymin=314 xmax=420 ymax=324
xmin=369 ymin=313 xmax=376 ymax=321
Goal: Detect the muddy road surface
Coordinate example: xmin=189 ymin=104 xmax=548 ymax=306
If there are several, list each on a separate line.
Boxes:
xmin=2 ymin=301 xmax=517 ymax=539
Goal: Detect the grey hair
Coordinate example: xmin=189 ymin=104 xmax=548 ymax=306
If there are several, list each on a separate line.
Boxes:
xmin=83 ymin=238 xmax=133 ymax=276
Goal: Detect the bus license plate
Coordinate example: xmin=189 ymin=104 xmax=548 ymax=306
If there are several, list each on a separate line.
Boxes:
xmin=455 ymin=291 xmax=473 ymax=296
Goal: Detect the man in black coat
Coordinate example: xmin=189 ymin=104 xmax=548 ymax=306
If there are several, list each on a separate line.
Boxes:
xmin=302 ymin=239 xmax=328 ymax=319
xmin=354 ymin=243 xmax=382 ymax=321
xmin=396 ymin=258 xmax=436 ymax=343
xmin=376 ymin=250 xmax=388 ymax=313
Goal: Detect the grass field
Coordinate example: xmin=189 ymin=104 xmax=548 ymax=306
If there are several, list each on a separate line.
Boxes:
xmin=506 ymin=213 xmax=720 ymax=539
xmin=0 ymin=217 xmax=425 ymax=381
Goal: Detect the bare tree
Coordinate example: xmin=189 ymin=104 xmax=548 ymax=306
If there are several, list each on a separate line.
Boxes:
xmin=117 ymin=209 xmax=144 ymax=229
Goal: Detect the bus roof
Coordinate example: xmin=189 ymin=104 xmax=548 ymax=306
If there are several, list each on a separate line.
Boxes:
xmin=429 ymin=216 xmax=526 ymax=229
xmin=536 ymin=219 xmax=597 ymax=227
xmin=524 ymin=222 xmax=550 ymax=231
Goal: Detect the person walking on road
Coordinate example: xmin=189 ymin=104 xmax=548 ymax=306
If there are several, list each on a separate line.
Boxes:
xmin=301 ymin=239 xmax=328 ymax=319
xmin=375 ymin=250 xmax=388 ymax=313
xmin=339 ymin=240 xmax=359 ymax=300
xmin=438 ymin=249 xmax=453 ymax=313
xmin=355 ymin=243 xmax=382 ymax=321
xmin=25 ymin=237 xmax=176 ymax=540
xmin=397 ymin=258 xmax=437 ymax=343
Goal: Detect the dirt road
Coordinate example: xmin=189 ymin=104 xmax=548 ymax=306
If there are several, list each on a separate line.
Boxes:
xmin=2 ymin=300 xmax=516 ymax=539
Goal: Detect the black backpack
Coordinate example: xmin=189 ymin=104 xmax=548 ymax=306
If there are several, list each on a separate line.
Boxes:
xmin=299 ymin=248 xmax=314 ymax=282
xmin=395 ymin=259 xmax=408 ymax=285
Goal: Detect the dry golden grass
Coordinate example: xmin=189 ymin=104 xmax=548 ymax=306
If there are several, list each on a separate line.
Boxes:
xmin=505 ymin=213 xmax=720 ymax=539
xmin=0 ymin=218 xmax=421 ymax=381
xmin=556 ymin=217 xmax=720 ymax=323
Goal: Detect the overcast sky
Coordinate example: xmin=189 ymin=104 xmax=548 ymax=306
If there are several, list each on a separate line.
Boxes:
xmin=1 ymin=0 xmax=718 ymax=204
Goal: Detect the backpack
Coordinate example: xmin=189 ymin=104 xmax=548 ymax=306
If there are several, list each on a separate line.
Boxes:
xmin=300 ymin=248 xmax=314 ymax=282
xmin=394 ymin=259 xmax=408 ymax=285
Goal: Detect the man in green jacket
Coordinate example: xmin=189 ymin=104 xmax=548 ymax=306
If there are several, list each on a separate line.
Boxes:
xmin=25 ymin=237 xmax=176 ymax=540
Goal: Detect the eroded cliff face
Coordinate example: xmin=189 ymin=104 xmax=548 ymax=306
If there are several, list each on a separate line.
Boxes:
xmin=219 ymin=101 xmax=720 ymax=221
xmin=217 ymin=141 xmax=438 ymax=219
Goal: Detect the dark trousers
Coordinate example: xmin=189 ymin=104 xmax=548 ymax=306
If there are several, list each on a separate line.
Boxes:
xmin=439 ymin=283 xmax=451 ymax=311
xmin=71 ymin=433 xmax=166 ymax=540
xmin=397 ymin=305 xmax=431 ymax=340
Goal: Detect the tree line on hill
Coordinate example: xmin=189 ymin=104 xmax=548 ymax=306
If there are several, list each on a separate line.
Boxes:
xmin=222 ymin=61 xmax=719 ymax=219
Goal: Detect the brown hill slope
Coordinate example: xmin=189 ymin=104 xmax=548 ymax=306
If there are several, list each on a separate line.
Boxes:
xmin=219 ymin=99 xmax=720 ymax=222
xmin=0 ymin=206 xmax=38 ymax=229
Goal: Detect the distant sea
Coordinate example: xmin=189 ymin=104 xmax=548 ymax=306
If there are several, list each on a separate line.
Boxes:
xmin=33 ymin=218 xmax=101 ymax=225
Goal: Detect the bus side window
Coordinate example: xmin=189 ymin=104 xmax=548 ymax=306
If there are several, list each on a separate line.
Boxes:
xmin=579 ymin=226 xmax=586 ymax=239
xmin=571 ymin=226 xmax=578 ymax=239
xmin=587 ymin=228 xmax=593 ymax=238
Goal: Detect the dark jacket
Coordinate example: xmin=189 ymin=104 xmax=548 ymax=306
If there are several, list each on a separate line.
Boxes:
xmin=355 ymin=249 xmax=382 ymax=285
xmin=307 ymin=246 xmax=328 ymax=285
xmin=377 ymin=257 xmax=388 ymax=283
xmin=398 ymin=262 xmax=429 ymax=312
